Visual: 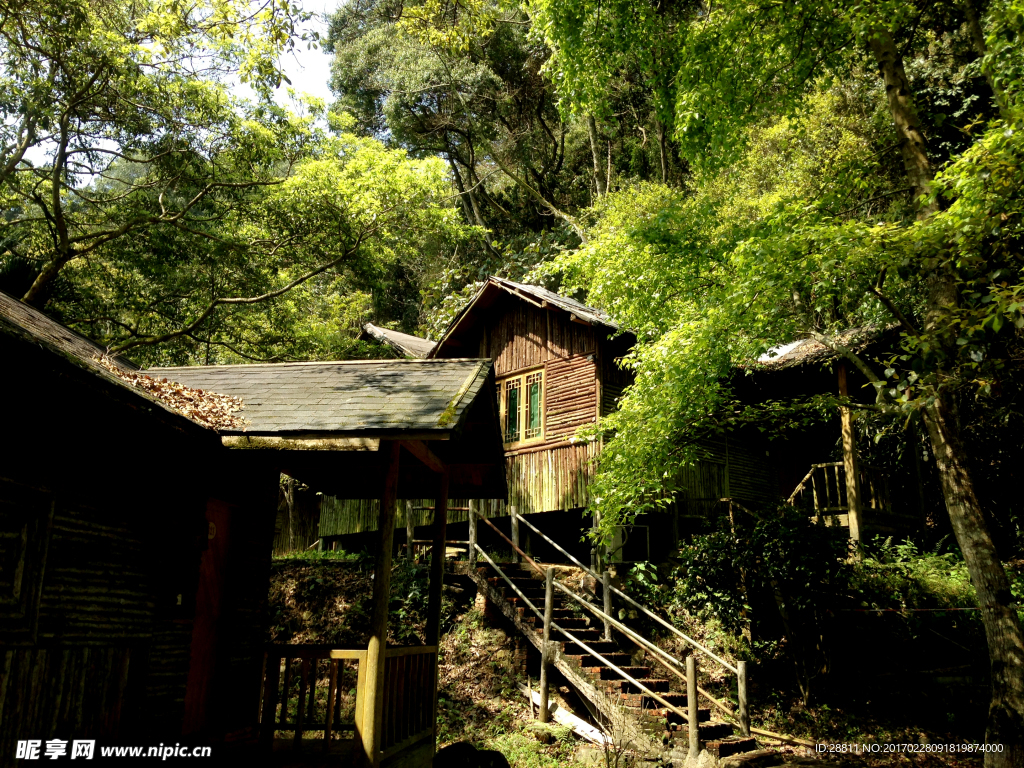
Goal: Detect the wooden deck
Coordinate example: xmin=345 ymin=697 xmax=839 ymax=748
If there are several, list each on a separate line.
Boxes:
xmin=259 ymin=644 xmax=437 ymax=768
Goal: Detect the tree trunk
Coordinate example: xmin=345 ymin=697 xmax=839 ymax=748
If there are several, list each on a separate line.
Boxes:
xmin=870 ymin=25 xmax=1024 ymax=766
xmin=656 ymin=119 xmax=668 ymax=183
xmin=922 ymin=396 xmax=1024 ymax=765
xmin=587 ymin=115 xmax=608 ymax=197
xmin=867 ymin=27 xmax=935 ymax=214
xmin=960 ymin=0 xmax=1008 ymax=118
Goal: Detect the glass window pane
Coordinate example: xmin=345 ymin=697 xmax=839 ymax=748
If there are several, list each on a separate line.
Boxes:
xmin=526 ymin=372 xmax=542 ymax=439
xmin=504 ymin=379 xmax=520 ymax=442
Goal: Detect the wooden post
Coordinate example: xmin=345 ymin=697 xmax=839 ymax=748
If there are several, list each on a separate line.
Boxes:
xmin=406 ymin=500 xmax=415 ymax=560
xmin=538 ymin=567 xmax=554 ymax=723
xmin=687 ymin=655 xmax=699 ymax=758
xmin=360 ymin=441 xmax=400 ymax=768
xmin=259 ymin=654 xmax=280 ymax=747
xmin=737 ymin=661 xmax=750 ymax=738
xmin=590 ymin=512 xmax=600 ymax=572
xmin=426 ymin=472 xmax=449 ymax=645
xmin=468 ymin=500 xmax=478 ymax=569
xmin=324 ymin=660 xmax=338 ymax=752
xmin=838 ymin=362 xmax=863 ymax=543
xmin=295 ymin=658 xmax=309 ymax=747
xmin=510 ymin=505 xmax=520 ymax=563
xmin=427 ymin=473 xmax=449 ymax=765
xmin=602 ymin=571 xmax=613 ymax=641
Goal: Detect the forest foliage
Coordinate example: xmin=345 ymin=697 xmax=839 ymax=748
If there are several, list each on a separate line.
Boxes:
xmin=5 ymin=0 xmax=1024 ymax=753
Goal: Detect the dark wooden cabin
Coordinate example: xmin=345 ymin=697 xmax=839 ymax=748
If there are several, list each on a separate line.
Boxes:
xmin=0 ymin=290 xmax=506 ymax=768
xmin=429 ymin=278 xmax=634 ymax=516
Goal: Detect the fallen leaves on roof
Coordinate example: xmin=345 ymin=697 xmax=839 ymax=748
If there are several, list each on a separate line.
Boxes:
xmin=94 ymin=355 xmax=246 ymax=431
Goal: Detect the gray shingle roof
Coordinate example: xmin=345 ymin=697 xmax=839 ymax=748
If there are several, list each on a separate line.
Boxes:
xmin=361 ymin=323 xmax=436 ymax=358
xmin=146 ymin=359 xmax=492 ymax=436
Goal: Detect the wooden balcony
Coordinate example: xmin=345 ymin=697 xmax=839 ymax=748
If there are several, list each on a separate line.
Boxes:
xmin=788 ymin=461 xmax=891 ymax=524
xmin=259 ymin=644 xmax=438 ymax=767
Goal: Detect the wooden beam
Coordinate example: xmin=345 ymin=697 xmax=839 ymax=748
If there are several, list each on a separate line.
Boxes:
xmin=399 ymin=440 xmax=445 ymax=474
xmin=837 ymin=362 xmax=863 ymax=542
xmin=222 ymin=435 xmax=380 ymax=451
xmin=361 ymin=441 xmax=400 ymax=768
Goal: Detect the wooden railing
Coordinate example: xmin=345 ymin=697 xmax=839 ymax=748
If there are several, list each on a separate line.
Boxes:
xmin=471 ymin=508 xmax=814 ymax=747
xmin=380 ymin=646 xmax=437 ymax=759
xmin=259 ymin=644 xmax=437 ymax=759
xmin=469 ymin=508 xmax=751 ymax=737
xmin=787 ymin=461 xmax=891 ymax=523
xmin=260 ymin=645 xmax=366 ymax=751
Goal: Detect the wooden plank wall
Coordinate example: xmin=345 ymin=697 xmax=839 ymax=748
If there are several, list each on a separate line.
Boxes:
xmin=674 ymin=460 xmax=727 ymax=520
xmin=507 ymin=442 xmax=600 ymax=514
xmin=0 ymin=647 xmax=133 ymax=745
xmin=699 ymin=435 xmax=777 ymax=508
xmin=545 ymin=356 xmax=597 ymax=439
xmin=318 ymin=497 xmax=504 ymax=538
xmin=489 ymin=302 xmax=596 ymax=376
xmin=0 ymin=479 xmax=202 ymax=752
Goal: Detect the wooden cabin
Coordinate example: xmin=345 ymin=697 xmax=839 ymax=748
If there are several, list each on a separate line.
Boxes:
xmin=0 ymin=290 xmax=506 ymax=768
xmin=429 ymin=277 xmax=634 ymax=513
xmin=317 ymin=278 xmax=639 ymax=563
xmin=321 ymin=283 xmax=922 ymax=574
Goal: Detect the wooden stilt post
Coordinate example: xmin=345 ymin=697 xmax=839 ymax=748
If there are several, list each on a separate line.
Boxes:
xmin=737 ymin=661 xmax=749 ymax=737
xmin=468 ymin=500 xmax=478 ymax=569
xmin=406 ymin=500 xmax=415 ymax=560
xmin=426 ymin=472 xmax=449 ymax=645
xmin=538 ymin=567 xmax=554 ymax=723
xmin=510 ymin=505 xmax=520 ymax=563
xmin=838 ymin=362 xmax=863 ymax=543
xmin=591 ymin=512 xmax=600 ymax=572
xmin=427 ymin=471 xmax=449 ymax=761
xmin=360 ymin=441 xmax=400 ymax=768
xmin=687 ymin=655 xmax=699 ymax=758
xmin=602 ymin=571 xmax=613 ymax=641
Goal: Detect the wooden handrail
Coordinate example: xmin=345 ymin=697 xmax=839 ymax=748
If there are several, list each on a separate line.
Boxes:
xmin=553 ymin=581 xmax=739 ymax=721
xmin=510 ymin=510 xmax=738 ymax=675
xmin=474 ymin=544 xmax=694 ymax=726
xmin=470 ymin=510 xmax=809 ymax=741
xmin=260 ymin=644 xmax=437 ymax=757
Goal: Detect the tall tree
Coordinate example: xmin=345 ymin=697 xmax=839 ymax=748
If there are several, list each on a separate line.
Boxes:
xmin=0 ymin=0 xmax=465 ymax=364
xmin=533 ymin=0 xmax=1024 ymax=759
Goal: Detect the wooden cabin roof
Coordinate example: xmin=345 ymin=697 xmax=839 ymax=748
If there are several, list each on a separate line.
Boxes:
xmin=755 ymin=326 xmax=887 ymax=370
xmin=0 ymin=289 xmax=138 ymax=375
xmin=0 ymin=290 xmax=218 ymax=435
xmin=147 ymin=359 xmax=493 ymax=438
xmin=428 ymin=277 xmax=621 ymax=358
xmin=360 ymin=323 xmax=436 ymax=358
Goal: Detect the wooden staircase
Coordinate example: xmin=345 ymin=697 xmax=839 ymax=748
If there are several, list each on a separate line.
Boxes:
xmin=468 ymin=560 xmax=769 ymax=765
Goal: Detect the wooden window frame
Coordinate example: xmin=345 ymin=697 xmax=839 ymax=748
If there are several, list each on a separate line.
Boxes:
xmin=498 ymin=368 xmax=545 ymax=449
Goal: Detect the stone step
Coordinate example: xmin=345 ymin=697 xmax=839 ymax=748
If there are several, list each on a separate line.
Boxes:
xmin=595 ymin=665 xmax=654 ymax=680
xmin=630 ymin=703 xmax=710 ymax=724
xmin=705 ymin=737 xmax=761 ymax=760
xmin=565 ymin=652 xmax=633 ymax=669
xmin=693 ymin=721 xmax=737 ymax=741
xmin=602 ymin=677 xmax=673 ymax=694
